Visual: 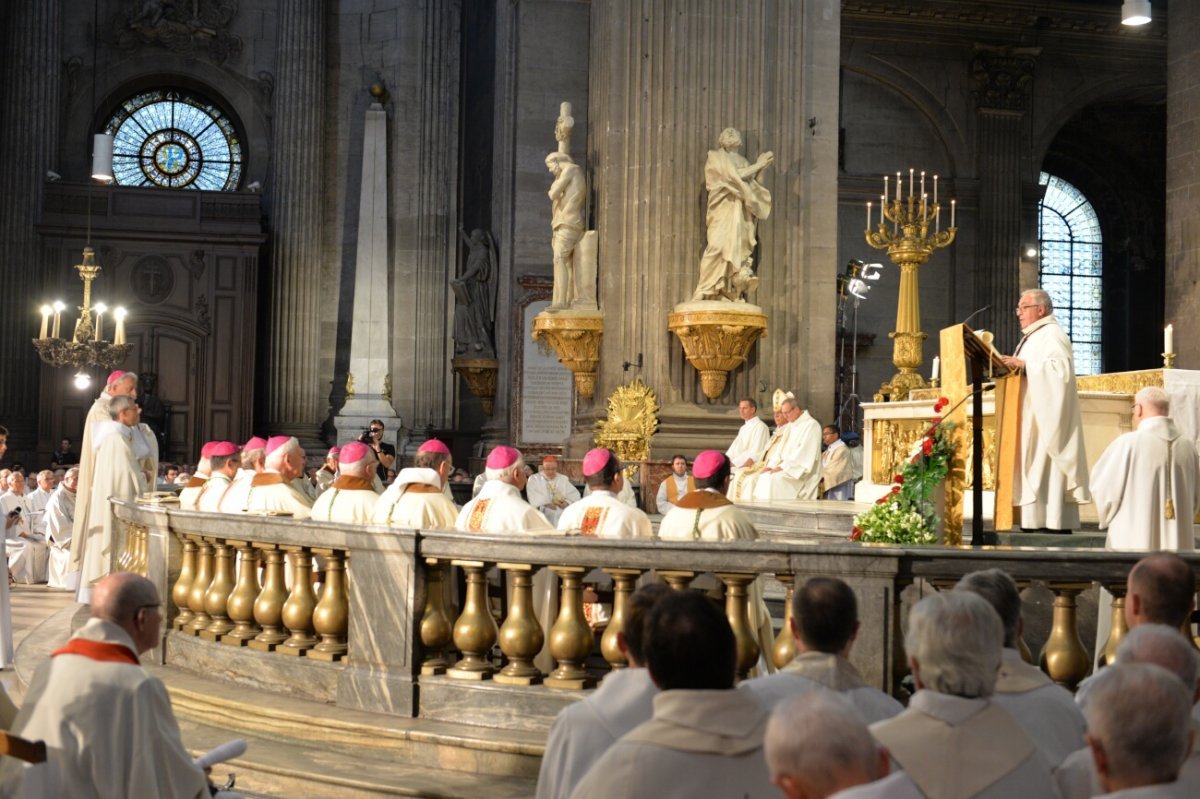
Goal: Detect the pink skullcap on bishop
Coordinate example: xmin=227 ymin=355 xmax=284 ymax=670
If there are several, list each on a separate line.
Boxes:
xmin=243 ymin=436 xmax=267 ymax=451
xmin=418 ymin=439 xmax=451 ymax=455
xmin=106 ymin=370 xmax=127 ymax=385
xmin=581 ymin=448 xmax=612 ymax=477
xmin=486 ymin=445 xmax=521 ymax=470
xmin=199 ymin=441 xmax=220 ymax=458
xmin=692 ymin=450 xmax=727 ymax=479
xmin=265 ymin=435 xmax=292 ymax=455
xmin=338 ymin=441 xmax=370 ymax=464
xmin=208 ymin=441 xmax=239 ymax=458
xmin=327 ymin=446 xmax=341 ymax=457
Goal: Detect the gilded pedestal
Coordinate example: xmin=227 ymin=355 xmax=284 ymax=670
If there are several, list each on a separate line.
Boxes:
xmin=531 ymin=310 xmax=603 ymax=399
xmin=451 ymin=357 xmax=498 ymax=415
xmin=667 ymin=303 xmax=767 ymax=400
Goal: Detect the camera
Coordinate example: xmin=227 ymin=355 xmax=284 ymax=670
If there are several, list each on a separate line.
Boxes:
xmin=359 ymin=428 xmax=375 ymax=445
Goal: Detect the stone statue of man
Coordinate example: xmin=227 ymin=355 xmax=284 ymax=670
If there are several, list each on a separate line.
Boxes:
xmin=546 ymin=152 xmax=587 ymax=310
xmin=451 ymin=227 xmax=498 ymax=357
xmin=691 ymin=128 xmax=774 ymax=303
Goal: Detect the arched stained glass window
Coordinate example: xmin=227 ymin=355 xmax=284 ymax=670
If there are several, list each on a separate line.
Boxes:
xmin=104 ymin=89 xmax=243 ymax=191
xmin=1038 ymin=172 xmax=1102 ymax=375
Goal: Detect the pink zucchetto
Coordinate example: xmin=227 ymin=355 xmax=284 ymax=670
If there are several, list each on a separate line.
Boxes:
xmin=338 ymin=441 xmax=370 ymax=464
xmin=327 ymin=446 xmax=341 ymax=457
xmin=265 ymin=435 xmax=293 ymax=455
xmin=418 ymin=439 xmax=451 ymax=455
xmin=692 ymin=450 xmax=727 ymax=479
xmin=243 ymin=436 xmax=268 ymax=452
xmin=207 ymin=441 xmax=239 ymax=458
xmin=582 ymin=448 xmax=613 ymax=477
xmin=106 ymin=370 xmax=127 ymax=386
xmin=486 ymin=446 xmax=521 ymax=470
xmin=199 ymin=441 xmax=220 ymax=458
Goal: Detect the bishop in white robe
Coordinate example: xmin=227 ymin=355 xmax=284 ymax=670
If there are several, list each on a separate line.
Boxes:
xmin=44 ymin=468 xmax=79 ymax=590
xmin=309 ymin=442 xmax=380 ymax=524
xmin=374 ymin=468 xmax=458 ymax=528
xmin=525 ymin=456 xmax=581 ymax=526
xmin=750 ymin=400 xmax=823 ymax=502
xmin=242 ymin=436 xmax=313 ymax=519
xmin=195 ymin=443 xmax=241 ymax=512
xmin=728 ymin=409 xmax=788 ymax=501
xmin=726 ymin=398 xmax=771 ymax=468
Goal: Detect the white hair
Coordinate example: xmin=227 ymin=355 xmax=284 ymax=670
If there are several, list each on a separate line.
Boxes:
xmin=1135 ymin=386 xmax=1170 ymax=416
xmin=108 ymin=395 xmax=136 ymax=419
xmin=339 ymin=448 xmax=377 ymax=478
xmin=1114 ymin=623 xmax=1199 ymax=697
xmin=485 ymin=457 xmax=526 ymax=483
xmin=764 ymin=692 xmax=880 ymax=790
xmin=264 ymin=437 xmax=301 ymax=471
xmin=1084 ymin=663 xmax=1193 ymax=786
xmin=1021 ymin=288 xmax=1053 ymax=312
xmin=905 ymin=591 xmax=1003 ymax=698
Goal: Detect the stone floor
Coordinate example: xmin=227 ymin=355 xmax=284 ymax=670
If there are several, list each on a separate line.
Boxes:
xmin=1 ymin=584 xmax=77 ymax=703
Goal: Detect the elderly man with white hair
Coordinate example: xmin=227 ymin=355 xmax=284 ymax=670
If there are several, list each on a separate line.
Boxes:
xmin=956 ymin=568 xmax=1085 ymax=766
xmin=26 ymin=470 xmax=56 ymax=528
xmin=218 ymin=435 xmax=267 ymax=513
xmin=1091 ymin=385 xmax=1199 ymax=551
xmin=374 ymin=439 xmax=459 ymax=528
xmin=242 ymin=436 xmax=313 ymax=518
xmin=2 ymin=472 xmax=49 ymax=584
xmin=44 ymin=467 xmax=79 ymax=590
xmin=1056 ymin=624 xmax=1200 ymax=799
xmin=869 ymin=590 xmax=1058 ymax=799
xmin=455 ymin=446 xmax=554 ymax=534
xmin=310 ymin=442 xmax=380 ymax=523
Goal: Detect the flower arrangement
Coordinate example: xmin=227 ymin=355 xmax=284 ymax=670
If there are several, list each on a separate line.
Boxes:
xmin=852 ymin=396 xmax=957 ymax=545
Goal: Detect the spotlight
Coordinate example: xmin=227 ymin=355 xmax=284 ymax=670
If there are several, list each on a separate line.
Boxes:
xmin=1121 ymin=0 xmax=1151 ymax=26
xmin=73 ymin=371 xmax=92 ymax=390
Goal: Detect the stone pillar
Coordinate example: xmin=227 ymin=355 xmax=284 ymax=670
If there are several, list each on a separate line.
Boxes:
xmin=1166 ymin=11 xmax=1200 ymax=355
xmin=0 ymin=0 xmax=59 ymax=457
xmin=264 ymin=0 xmax=325 ymax=443
xmin=972 ymin=46 xmax=1038 ymax=350
xmin=587 ymin=0 xmax=840 ymax=454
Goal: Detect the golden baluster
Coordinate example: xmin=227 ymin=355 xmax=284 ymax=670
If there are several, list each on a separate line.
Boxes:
xmin=448 ymin=561 xmax=498 ymax=680
xmin=116 ymin=522 xmax=133 ymax=571
xmin=420 ymin=559 xmax=453 ymax=675
xmin=493 ymin=563 xmax=545 ymax=685
xmin=718 ymin=573 xmax=760 ymax=680
xmin=1039 ymin=582 xmax=1091 ymax=690
xmin=279 ymin=547 xmax=318 ymax=656
xmin=771 ymin=574 xmax=797 ymax=670
xmin=659 ymin=570 xmax=695 ymax=592
xmin=1099 ymin=583 xmax=1128 ymax=668
xmin=199 ymin=539 xmax=236 ymax=641
xmin=545 ymin=566 xmax=596 ymax=689
xmin=310 ymin=549 xmax=350 ymax=661
xmin=600 ymin=569 xmax=641 ymax=669
xmin=136 ymin=525 xmax=151 ymax=576
xmin=186 ymin=538 xmax=215 ymax=634
xmin=172 ymin=536 xmax=197 ymax=630
xmin=222 ymin=541 xmax=261 ymax=646
xmin=248 ymin=546 xmax=289 ymax=652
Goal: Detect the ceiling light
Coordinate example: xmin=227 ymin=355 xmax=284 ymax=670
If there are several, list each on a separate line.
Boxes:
xmin=1122 ymin=0 xmax=1151 ymax=26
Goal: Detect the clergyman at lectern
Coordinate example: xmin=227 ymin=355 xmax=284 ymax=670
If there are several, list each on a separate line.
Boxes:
xmin=999 ymin=289 xmax=1091 ymax=534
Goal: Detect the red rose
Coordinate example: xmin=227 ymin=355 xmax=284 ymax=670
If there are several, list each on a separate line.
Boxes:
xmin=934 ymin=397 xmax=949 ymax=411
xmin=891 ymin=485 xmax=901 ymax=493
xmin=850 ymin=527 xmax=863 ymax=541
xmin=923 ymin=438 xmax=934 ymax=455
xmin=876 ymin=496 xmax=888 ymax=504
xmin=893 ymin=474 xmax=904 ymax=484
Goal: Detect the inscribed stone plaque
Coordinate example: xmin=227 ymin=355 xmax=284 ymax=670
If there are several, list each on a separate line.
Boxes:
xmin=521 ymin=300 xmax=573 ymax=444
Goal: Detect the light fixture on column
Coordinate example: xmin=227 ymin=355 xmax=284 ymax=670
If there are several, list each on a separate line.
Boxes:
xmin=1121 ymin=0 xmax=1151 ymax=26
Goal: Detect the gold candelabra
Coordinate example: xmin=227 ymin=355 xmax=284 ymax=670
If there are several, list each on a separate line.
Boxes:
xmin=32 ymin=246 xmax=131 ymax=371
xmin=865 ymin=170 xmax=957 ymax=401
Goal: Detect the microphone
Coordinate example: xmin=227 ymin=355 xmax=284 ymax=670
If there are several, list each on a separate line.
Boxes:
xmin=962 ymin=305 xmax=990 ymax=328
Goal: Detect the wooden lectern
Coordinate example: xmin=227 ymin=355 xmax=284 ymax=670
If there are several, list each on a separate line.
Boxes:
xmin=938 ymin=324 xmax=1017 ymax=546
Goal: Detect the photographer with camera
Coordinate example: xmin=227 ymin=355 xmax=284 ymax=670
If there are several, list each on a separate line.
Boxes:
xmin=361 ymin=420 xmax=396 ymax=483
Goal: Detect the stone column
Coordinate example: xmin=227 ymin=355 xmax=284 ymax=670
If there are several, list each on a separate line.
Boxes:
xmin=1166 ymin=11 xmax=1200 ymax=355
xmin=972 ymin=46 xmax=1038 ymax=350
xmin=264 ymin=0 xmax=325 ymax=443
xmin=587 ymin=0 xmax=840 ymax=454
xmin=0 ymin=0 xmax=59 ymax=457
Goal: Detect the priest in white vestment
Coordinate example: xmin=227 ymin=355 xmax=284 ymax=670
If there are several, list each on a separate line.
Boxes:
xmin=558 ymin=449 xmax=652 ymax=539
xmin=869 ymin=591 xmax=1059 ymax=799
xmin=310 ymin=442 xmax=380 ymax=524
xmin=569 ymin=590 xmax=777 ymax=799
xmin=2 ymin=473 xmax=48 ymax=584
xmin=70 ymin=371 xmax=138 ymax=577
xmin=243 ymin=436 xmax=313 ymax=518
xmin=729 ymin=407 xmax=788 ymax=501
xmin=821 ymin=426 xmax=859 ymax=501
xmin=742 ymin=576 xmax=902 ymax=724
xmin=956 ymin=569 xmax=1085 ymax=767
xmin=727 ymin=397 xmax=771 ymax=468
xmin=78 ymin=396 xmax=148 ymax=601
xmin=176 ymin=446 xmax=213 ymax=511
xmin=44 ymin=467 xmax=79 ymax=590
xmin=1091 ymin=386 xmax=1198 ymax=551
xmin=12 ymin=573 xmax=213 ymax=798
xmin=218 ymin=435 xmax=268 ymax=513
xmin=653 ymin=454 xmax=694 ymax=515
xmin=195 ymin=442 xmax=241 ymax=512
xmin=374 ymin=439 xmax=459 ymax=528
xmin=536 ymin=583 xmax=668 ymax=799
xmin=26 ymin=470 xmax=56 ymax=533
xmin=1001 ymin=289 xmax=1091 ymax=532
xmin=750 ymin=397 xmax=823 ymax=502
xmin=525 ymin=456 xmax=580 ymax=526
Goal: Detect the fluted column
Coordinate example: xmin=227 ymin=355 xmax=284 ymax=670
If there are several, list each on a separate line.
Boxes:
xmin=587 ymin=0 xmax=839 ymax=450
xmin=0 ymin=0 xmax=59 ymax=456
xmin=264 ymin=0 xmax=325 ymax=440
xmin=972 ymin=46 xmax=1037 ymax=350
xmin=1166 ymin=9 xmax=1200 ymax=357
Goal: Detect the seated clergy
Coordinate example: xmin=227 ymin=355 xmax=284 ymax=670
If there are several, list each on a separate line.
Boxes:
xmin=557 ymin=448 xmax=652 ymax=539
xmin=2 ymin=472 xmax=48 ymax=584
xmin=742 ymin=577 xmax=902 ymax=723
xmin=726 ymin=397 xmax=771 ymax=469
xmin=45 ymin=467 xmax=80 ymax=590
xmin=536 ymin=584 xmax=670 ymax=799
xmin=1094 ymin=551 xmax=1197 ymax=676
xmin=956 ymin=568 xmax=1085 ymax=767
xmin=177 ymin=443 xmax=215 ymax=510
xmin=654 ymin=454 xmax=694 ymax=515
xmin=309 ymin=442 xmax=379 ymax=524
xmin=26 ymin=470 xmax=57 ymax=532
xmin=728 ymin=406 xmax=789 ymax=501
xmin=821 ymin=425 xmax=857 ymax=501
xmin=456 ymin=446 xmax=554 ymax=534
xmin=525 ymin=455 xmax=580 ymax=526
xmin=869 ymin=591 xmax=1058 ymax=799
xmin=750 ymin=397 xmax=823 ymax=502
xmin=195 ymin=442 xmax=240 ymax=512
xmin=217 ymin=436 xmax=268 ymax=513
xmin=374 ymin=439 xmax=459 ymax=528
xmin=243 ymin=436 xmax=313 ymax=518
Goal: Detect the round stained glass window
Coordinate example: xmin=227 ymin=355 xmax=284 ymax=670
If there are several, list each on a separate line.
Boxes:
xmin=104 ymin=89 xmax=243 ymax=191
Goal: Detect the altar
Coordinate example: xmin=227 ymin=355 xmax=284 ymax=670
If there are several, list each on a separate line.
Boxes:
xmin=856 ymin=368 xmax=1200 ymax=528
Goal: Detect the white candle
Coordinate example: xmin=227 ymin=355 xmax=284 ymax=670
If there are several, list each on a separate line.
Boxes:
xmin=94 ymin=303 xmax=107 ymax=342
xmin=908 ymin=168 xmax=914 ymax=197
xmin=113 ymin=307 xmax=127 ymax=346
xmin=951 ymin=199 xmax=956 ymax=228
xmin=935 ymin=206 xmax=940 ymax=233
xmin=920 ymin=171 xmax=926 ymax=197
xmin=896 ymin=172 xmax=901 ymax=201
xmin=931 ymin=356 xmax=940 ymax=381
xmin=921 ymin=193 xmax=927 ymax=219
xmin=884 ymin=175 xmax=889 ymax=201
xmin=1165 ymin=324 xmax=1174 ymax=355
xmin=866 ymin=201 xmax=872 ymax=229
xmin=933 ymin=175 xmax=938 ymax=205
xmin=51 ymin=300 xmax=65 ymax=339
xmin=38 ymin=305 xmax=50 ymax=340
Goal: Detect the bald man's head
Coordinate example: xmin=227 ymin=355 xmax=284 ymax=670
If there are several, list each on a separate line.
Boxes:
xmin=91 ymin=572 xmax=162 ymax=655
xmin=1127 ymin=553 xmax=1196 ymax=630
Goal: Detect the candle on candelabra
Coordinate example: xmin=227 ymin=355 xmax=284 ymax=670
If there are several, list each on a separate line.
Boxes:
xmin=38 ymin=305 xmax=50 ymax=340
xmin=933 ymin=175 xmax=938 ymax=205
xmin=935 ymin=207 xmax=940 ymax=233
xmin=94 ymin=303 xmax=107 ymax=342
xmin=866 ymin=201 xmax=872 ymax=229
xmin=931 ymin=356 xmax=940 ymax=381
xmin=951 ymin=199 xmax=956 ymax=228
xmin=1165 ymin=324 xmax=1174 ymax=355
xmin=896 ymin=172 xmax=901 ymax=201
xmin=908 ymin=168 xmax=914 ymax=197
xmin=921 ymin=193 xmax=927 ymax=219
xmin=920 ymin=171 xmax=926 ymax=197
xmin=113 ymin=307 xmax=127 ymax=346
xmin=51 ymin=300 xmax=65 ymax=339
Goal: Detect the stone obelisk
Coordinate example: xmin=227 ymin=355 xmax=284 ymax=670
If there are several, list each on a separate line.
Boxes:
xmin=336 ymin=87 xmax=402 ymax=438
